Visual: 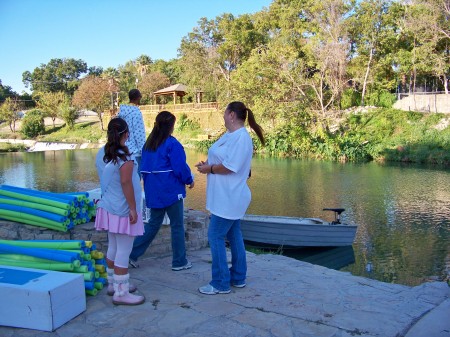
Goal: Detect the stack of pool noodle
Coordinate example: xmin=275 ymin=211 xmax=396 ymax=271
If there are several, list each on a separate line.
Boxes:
xmin=0 ymin=239 xmax=107 ymax=295
xmin=0 ymin=185 xmax=96 ymax=232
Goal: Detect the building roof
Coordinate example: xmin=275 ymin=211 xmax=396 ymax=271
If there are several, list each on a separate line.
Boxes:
xmin=154 ymin=84 xmax=187 ymax=94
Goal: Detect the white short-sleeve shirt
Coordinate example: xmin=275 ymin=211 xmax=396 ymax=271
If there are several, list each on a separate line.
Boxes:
xmin=206 ymin=127 xmax=253 ymax=220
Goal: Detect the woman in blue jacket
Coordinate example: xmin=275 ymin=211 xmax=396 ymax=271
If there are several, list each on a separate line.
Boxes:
xmin=129 ymin=111 xmax=195 ymax=271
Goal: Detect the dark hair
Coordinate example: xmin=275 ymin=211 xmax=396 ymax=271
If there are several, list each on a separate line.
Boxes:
xmin=129 ymin=89 xmax=141 ymax=101
xmin=144 ymin=111 xmax=176 ymax=151
xmin=104 ymin=117 xmax=130 ymax=164
xmin=227 ymin=101 xmax=265 ymax=145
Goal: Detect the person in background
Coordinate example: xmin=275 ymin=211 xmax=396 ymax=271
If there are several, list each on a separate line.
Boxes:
xmin=118 ymin=89 xmax=146 ymax=176
xmin=195 ymin=101 xmax=265 ymax=295
xmin=129 ymin=110 xmax=195 ymax=271
xmin=95 ymin=117 xmax=145 ymax=305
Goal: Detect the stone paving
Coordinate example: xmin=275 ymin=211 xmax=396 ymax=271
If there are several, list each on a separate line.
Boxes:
xmin=0 ymin=248 xmax=449 ymax=337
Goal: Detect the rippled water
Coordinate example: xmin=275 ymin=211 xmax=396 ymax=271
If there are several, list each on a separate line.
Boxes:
xmin=1 ymin=148 xmax=449 ymax=286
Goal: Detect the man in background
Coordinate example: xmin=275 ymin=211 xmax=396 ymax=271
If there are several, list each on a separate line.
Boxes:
xmin=118 ymin=89 xmax=146 ymax=176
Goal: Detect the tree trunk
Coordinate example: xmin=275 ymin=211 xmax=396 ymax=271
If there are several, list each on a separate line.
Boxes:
xmin=361 ymin=47 xmax=374 ymax=106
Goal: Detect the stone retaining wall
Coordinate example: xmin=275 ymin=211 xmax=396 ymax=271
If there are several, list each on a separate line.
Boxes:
xmin=0 ymin=209 xmax=210 ymax=259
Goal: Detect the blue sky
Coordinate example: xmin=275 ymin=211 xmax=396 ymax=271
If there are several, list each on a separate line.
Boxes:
xmin=0 ymin=0 xmax=272 ymax=94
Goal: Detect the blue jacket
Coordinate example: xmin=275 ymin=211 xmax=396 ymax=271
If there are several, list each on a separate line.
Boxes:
xmin=141 ymin=136 xmax=193 ymax=208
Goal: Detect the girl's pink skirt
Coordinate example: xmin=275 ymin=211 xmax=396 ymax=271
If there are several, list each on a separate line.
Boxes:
xmin=95 ymin=207 xmax=144 ymax=237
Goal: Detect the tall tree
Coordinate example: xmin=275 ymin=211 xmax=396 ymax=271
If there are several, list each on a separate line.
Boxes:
xmin=138 ymin=72 xmax=170 ymax=104
xmin=22 ymin=58 xmax=88 ymax=96
xmin=403 ymin=0 xmax=450 ymax=94
xmin=348 ymin=0 xmax=397 ymax=105
xmin=72 ymin=76 xmax=112 ymax=130
xmin=34 ymin=91 xmax=69 ymax=128
xmin=178 ymin=13 xmax=266 ymax=101
xmin=0 ymin=97 xmax=23 ymax=132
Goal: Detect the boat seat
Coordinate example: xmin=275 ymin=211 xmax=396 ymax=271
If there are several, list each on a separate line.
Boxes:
xmin=323 ymin=208 xmax=345 ymax=225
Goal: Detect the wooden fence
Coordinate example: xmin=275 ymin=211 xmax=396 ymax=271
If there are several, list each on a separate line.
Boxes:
xmin=140 ymin=102 xmax=219 ymax=113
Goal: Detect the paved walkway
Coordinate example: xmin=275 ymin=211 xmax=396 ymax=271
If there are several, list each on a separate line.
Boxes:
xmin=1 ymin=248 xmax=449 ymax=337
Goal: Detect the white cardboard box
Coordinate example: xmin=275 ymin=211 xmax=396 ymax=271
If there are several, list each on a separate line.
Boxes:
xmin=0 ymin=265 xmax=86 ymax=331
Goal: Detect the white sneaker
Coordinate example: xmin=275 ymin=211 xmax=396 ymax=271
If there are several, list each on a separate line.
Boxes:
xmin=198 ymin=284 xmax=231 ymax=295
xmin=172 ymin=261 xmax=193 ymax=271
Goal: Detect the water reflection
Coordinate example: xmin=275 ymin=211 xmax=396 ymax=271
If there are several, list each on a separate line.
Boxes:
xmin=0 ymin=148 xmax=449 ymax=286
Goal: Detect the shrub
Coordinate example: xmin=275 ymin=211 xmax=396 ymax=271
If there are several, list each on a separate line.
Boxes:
xmin=59 ymin=105 xmax=79 ymax=130
xmin=340 ymin=89 xmax=361 ymax=109
xmin=177 ymin=113 xmax=200 ymax=131
xmin=21 ymin=109 xmax=45 ymax=138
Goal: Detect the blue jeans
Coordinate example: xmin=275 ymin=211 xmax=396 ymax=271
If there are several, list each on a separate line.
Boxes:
xmin=129 ymin=198 xmax=188 ymax=268
xmin=208 ymin=214 xmax=247 ymax=291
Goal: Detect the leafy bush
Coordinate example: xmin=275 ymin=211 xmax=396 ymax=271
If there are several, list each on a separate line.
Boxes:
xmin=21 ymin=109 xmax=45 ymax=138
xmin=340 ymin=89 xmax=361 ymax=109
xmin=177 ymin=113 xmax=200 ymax=131
xmin=59 ymin=105 xmax=79 ymax=130
xmin=365 ymin=90 xmax=396 ymax=108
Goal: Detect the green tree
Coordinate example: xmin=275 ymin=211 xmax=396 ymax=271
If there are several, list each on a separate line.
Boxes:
xmin=58 ymin=103 xmax=78 ymax=130
xmin=0 ymin=97 xmax=23 ymax=132
xmin=403 ymin=0 xmax=450 ymax=94
xmin=178 ymin=13 xmax=266 ymax=101
xmin=34 ymin=91 xmax=68 ymax=128
xmin=348 ymin=0 xmax=399 ymax=105
xmin=22 ymin=58 xmax=88 ymax=96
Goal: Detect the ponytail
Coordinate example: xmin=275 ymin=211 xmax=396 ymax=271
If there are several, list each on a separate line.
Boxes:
xmin=227 ymin=101 xmax=265 ymax=146
xmin=246 ymin=108 xmax=265 ymax=146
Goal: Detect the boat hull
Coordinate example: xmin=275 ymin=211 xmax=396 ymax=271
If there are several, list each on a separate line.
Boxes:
xmin=240 ymin=214 xmax=357 ymax=247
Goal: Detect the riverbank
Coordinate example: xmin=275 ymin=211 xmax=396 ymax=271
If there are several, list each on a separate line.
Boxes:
xmin=0 ymin=247 xmax=448 ymax=337
xmin=0 ymin=138 xmax=104 ymax=152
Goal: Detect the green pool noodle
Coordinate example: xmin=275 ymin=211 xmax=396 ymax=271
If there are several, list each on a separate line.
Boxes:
xmin=0 ymin=189 xmax=70 ymax=210
xmin=83 ymin=271 xmax=94 ymax=281
xmin=0 ymin=258 xmax=75 ymax=271
xmin=94 ymin=282 xmax=103 ymax=290
xmin=0 ymin=212 xmax=67 ymax=231
xmin=94 ymin=271 xmax=99 ymax=278
xmin=83 ymin=253 xmax=92 ymax=261
xmin=73 ymin=265 xmax=89 ymax=273
xmin=85 ymin=288 xmax=98 ymax=296
xmin=0 ymin=197 xmax=69 ymax=216
xmin=0 ymin=208 xmax=67 ymax=228
xmin=0 ymin=254 xmax=81 ymax=268
xmin=0 ymin=240 xmax=82 ymax=250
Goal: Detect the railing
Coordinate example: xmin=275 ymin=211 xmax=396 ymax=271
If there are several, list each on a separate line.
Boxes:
xmin=140 ymin=102 xmax=219 ymax=112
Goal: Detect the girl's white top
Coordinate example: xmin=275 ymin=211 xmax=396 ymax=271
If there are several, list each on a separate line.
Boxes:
xmin=206 ymin=127 xmax=253 ymax=220
xmin=96 ymin=147 xmax=142 ymax=217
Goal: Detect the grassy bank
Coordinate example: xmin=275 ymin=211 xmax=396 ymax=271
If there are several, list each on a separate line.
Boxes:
xmin=1 ymin=108 xmax=449 ymax=166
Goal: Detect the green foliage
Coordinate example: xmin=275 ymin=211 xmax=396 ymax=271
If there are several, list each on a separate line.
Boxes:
xmin=21 ymin=109 xmax=45 ymax=138
xmin=177 ymin=113 xmax=201 ymax=132
xmin=59 ymin=104 xmax=79 ymax=130
xmin=0 ymin=142 xmax=27 ymax=152
xmin=38 ymin=121 xmax=105 ymax=143
xmin=22 ymin=58 xmax=87 ymax=96
xmin=340 ymin=89 xmax=361 ymax=109
xmin=340 ymin=108 xmax=450 ymax=165
xmin=365 ymin=90 xmax=396 ymax=108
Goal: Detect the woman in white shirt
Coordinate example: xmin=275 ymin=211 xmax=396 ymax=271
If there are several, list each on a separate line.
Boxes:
xmin=195 ymin=101 xmax=265 ymax=295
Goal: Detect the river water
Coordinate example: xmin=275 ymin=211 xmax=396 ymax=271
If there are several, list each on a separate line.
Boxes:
xmin=1 ymin=148 xmax=449 ymax=286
